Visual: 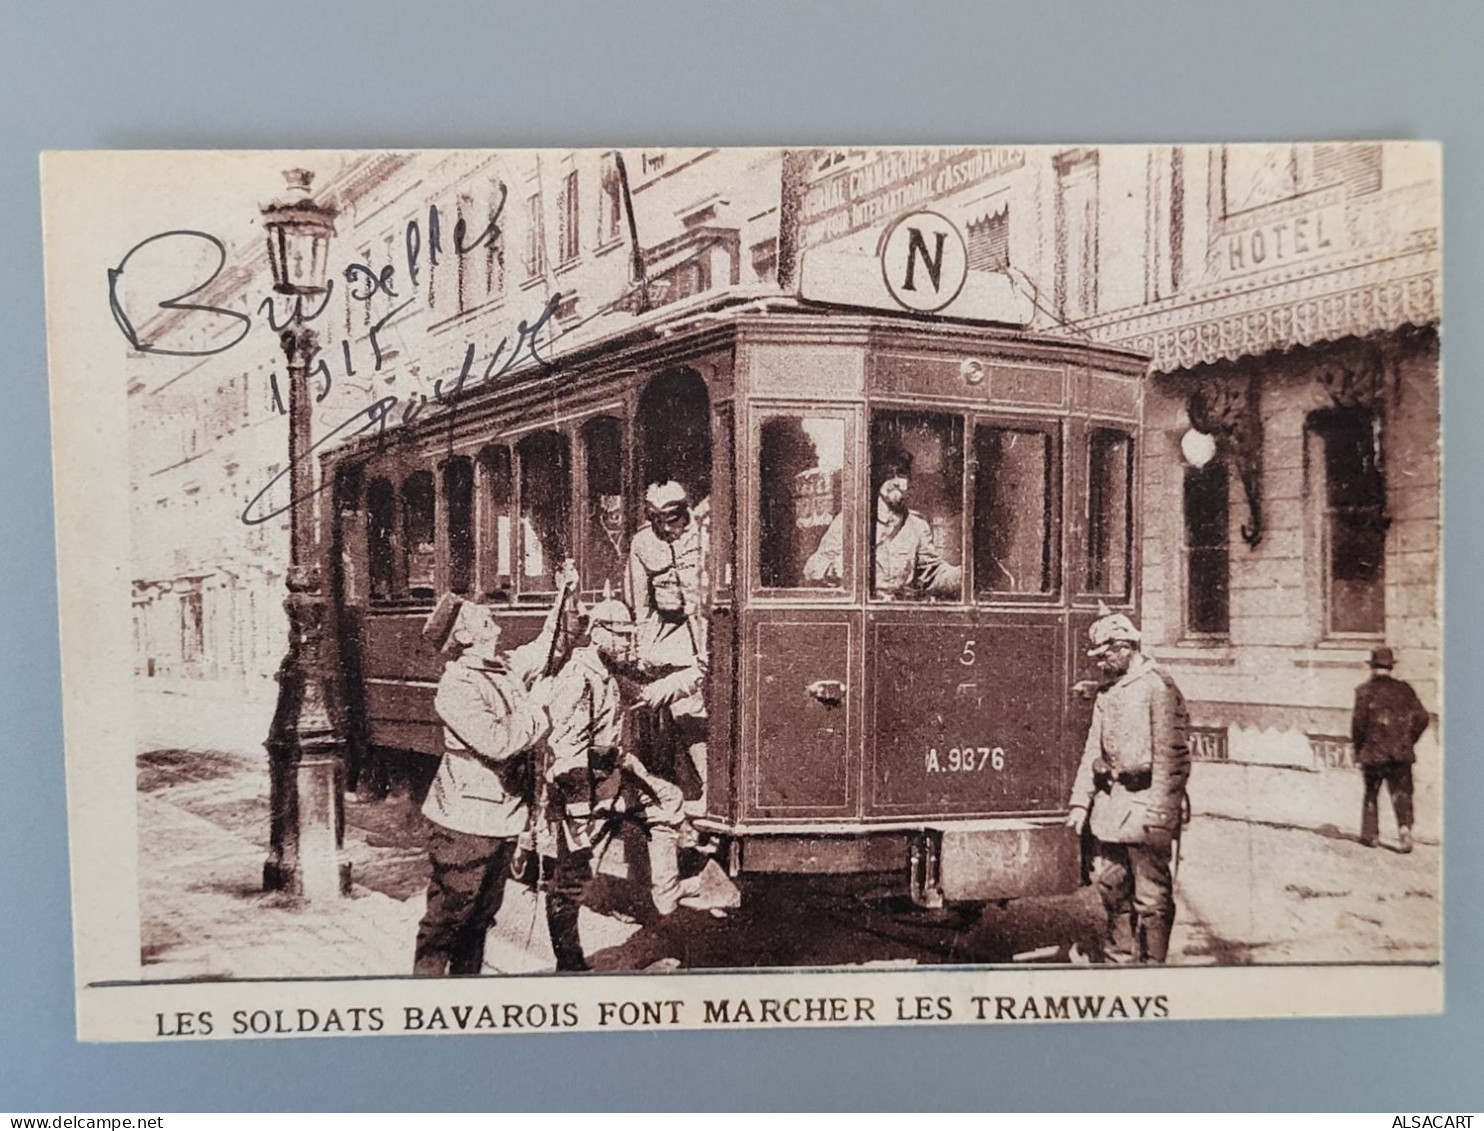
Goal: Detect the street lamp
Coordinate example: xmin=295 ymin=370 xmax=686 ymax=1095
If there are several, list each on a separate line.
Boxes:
xmin=260 ymin=168 xmax=349 ymax=901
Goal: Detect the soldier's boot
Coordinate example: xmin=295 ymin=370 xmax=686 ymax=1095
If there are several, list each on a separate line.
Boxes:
xmin=1138 ymin=913 xmax=1173 ymax=965
xmin=648 ymin=826 xmax=703 ymax=916
xmin=545 ymin=893 xmax=589 ymax=972
xmin=1398 ymin=826 xmax=1414 ymax=854
xmin=1102 ymin=909 xmax=1138 ymax=965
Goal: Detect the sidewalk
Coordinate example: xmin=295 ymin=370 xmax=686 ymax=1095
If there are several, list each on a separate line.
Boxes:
xmin=1190 ymin=758 xmax=1441 ymax=846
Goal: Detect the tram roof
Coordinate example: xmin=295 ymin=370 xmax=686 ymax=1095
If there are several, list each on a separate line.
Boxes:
xmin=322 ymin=286 xmax=1151 ymax=463
xmin=540 ymin=286 xmax=1153 ymax=369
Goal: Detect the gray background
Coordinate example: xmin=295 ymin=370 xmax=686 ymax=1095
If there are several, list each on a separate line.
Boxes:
xmin=1 ymin=0 xmax=1478 ymax=1112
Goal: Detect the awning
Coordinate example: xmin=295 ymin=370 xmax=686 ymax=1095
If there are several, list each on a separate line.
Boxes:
xmin=1083 ymin=244 xmax=1440 ymax=374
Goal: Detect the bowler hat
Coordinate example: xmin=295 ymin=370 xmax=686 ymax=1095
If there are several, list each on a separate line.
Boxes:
xmin=422 ymin=592 xmax=465 ymax=651
xmin=1369 ymin=646 xmax=1396 ymax=670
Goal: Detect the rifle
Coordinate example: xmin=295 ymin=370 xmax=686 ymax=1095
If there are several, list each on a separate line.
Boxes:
xmin=513 ymin=558 xmax=583 ymax=892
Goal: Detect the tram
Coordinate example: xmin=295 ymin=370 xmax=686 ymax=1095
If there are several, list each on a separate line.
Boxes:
xmin=320 ymin=295 xmax=1147 ymax=909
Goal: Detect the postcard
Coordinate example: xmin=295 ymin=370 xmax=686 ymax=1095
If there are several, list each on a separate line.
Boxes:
xmin=41 ymin=143 xmax=1442 ymax=1040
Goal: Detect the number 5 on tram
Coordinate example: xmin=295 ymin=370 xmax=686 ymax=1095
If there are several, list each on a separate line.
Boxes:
xmin=322 ymin=300 xmax=1147 ymax=912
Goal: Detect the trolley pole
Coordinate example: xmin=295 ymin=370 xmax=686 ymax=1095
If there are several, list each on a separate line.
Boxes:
xmin=260 ymin=171 xmax=350 ymax=902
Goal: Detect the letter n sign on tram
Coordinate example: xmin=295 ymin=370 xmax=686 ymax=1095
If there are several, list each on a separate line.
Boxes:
xmin=879 ymin=210 xmax=969 ymax=313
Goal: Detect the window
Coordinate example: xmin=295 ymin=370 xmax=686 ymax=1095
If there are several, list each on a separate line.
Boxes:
xmin=967 ymin=205 xmax=1010 ymax=273
xmin=974 ymin=425 xmax=1054 ymax=597
xmin=367 ymin=477 xmax=397 ymax=600
xmin=599 ymin=153 xmax=624 ymax=244
xmin=581 ymin=416 xmax=626 ymax=594
xmin=444 ymin=457 xmax=474 ymax=596
xmin=179 ymin=589 xmax=203 ymax=664
xmin=403 ymin=470 xmax=436 ymax=599
xmin=558 ymin=169 xmax=580 ymax=265
xmin=524 ymin=192 xmax=545 ymax=280
xmin=1184 ymin=460 xmax=1230 ymax=635
xmin=868 ymin=411 xmax=963 ymax=602
xmin=638 ymin=369 xmax=711 ymax=504
xmin=517 ymin=431 xmax=571 ymax=593
xmin=477 ymin=445 xmax=514 ymax=599
xmin=759 ymin=415 xmax=846 ymax=590
xmin=1223 ymin=145 xmax=1299 ymax=213
xmin=1313 ymin=143 xmax=1383 ymax=196
xmin=1055 ymin=150 xmax=1099 ymax=321
xmin=1314 ymin=409 xmax=1386 ymax=635
xmin=1086 ymin=429 xmax=1132 ymax=596
xmin=750 ymin=239 xmax=778 ymax=284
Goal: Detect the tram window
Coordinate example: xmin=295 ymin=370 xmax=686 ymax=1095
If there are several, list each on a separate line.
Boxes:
xmin=477 ymin=444 xmax=514 ymax=599
xmin=444 ymin=457 xmax=474 ymax=596
xmin=367 ymin=477 xmax=396 ymax=600
xmin=638 ymin=368 xmax=711 ymax=505
xmin=403 ymin=470 xmax=437 ymax=599
xmin=1086 ymin=429 xmax=1133 ymax=597
xmin=517 ymin=431 xmax=572 ymax=593
xmin=581 ymin=416 xmax=626 ymax=594
xmin=868 ymin=411 xmax=963 ymax=602
xmin=974 ymin=426 xmax=1054 ymax=597
xmin=760 ymin=415 xmax=846 ymax=590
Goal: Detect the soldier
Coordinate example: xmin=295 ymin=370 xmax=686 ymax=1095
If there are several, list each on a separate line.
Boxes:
xmin=626 ymin=480 xmax=709 ymax=816
xmin=1351 ymin=645 xmax=1430 ymax=853
xmin=546 ymin=593 xmax=702 ymax=924
xmin=412 ymin=584 xmax=567 ymax=977
xmin=1066 ymin=608 xmax=1191 ymax=964
xmin=804 ymin=450 xmax=961 ymax=600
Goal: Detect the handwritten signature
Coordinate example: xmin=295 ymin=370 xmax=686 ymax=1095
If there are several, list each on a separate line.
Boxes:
xmin=106 ymin=194 xmax=607 ymax=528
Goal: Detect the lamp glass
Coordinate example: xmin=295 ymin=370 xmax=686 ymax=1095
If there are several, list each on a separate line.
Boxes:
xmin=1181 ymin=428 xmax=1218 ymax=468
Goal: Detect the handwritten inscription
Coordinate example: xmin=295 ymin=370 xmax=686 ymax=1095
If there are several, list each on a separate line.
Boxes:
xmin=107 ymin=192 xmax=579 ymax=529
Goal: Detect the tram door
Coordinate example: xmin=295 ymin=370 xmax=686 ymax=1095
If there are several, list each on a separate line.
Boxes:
xmin=744 ymin=407 xmax=861 ymax=821
xmin=861 ymin=411 xmax=1067 ymax=820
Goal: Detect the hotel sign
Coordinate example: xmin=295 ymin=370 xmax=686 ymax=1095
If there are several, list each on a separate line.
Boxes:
xmin=799 ymin=147 xmax=1026 ymax=250
xmin=1212 ymin=186 xmax=1347 ymax=281
xmin=1188 ymin=726 xmax=1229 ymax=762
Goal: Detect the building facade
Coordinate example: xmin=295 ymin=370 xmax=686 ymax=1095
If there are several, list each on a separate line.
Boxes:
xmin=127 ymin=148 xmax=785 ymax=749
xmin=128 ymin=144 xmax=1441 ymax=780
xmin=789 ymin=144 xmax=1440 ymax=772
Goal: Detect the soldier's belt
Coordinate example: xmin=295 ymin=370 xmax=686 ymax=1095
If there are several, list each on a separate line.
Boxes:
xmin=1095 ymin=765 xmax=1153 ymax=791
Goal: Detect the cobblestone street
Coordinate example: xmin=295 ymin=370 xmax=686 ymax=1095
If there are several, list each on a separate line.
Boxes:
xmin=136 ymin=742 xmax=1441 ymax=980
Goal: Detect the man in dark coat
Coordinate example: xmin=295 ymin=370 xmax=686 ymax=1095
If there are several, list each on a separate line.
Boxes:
xmin=1351 ymin=646 xmax=1430 ymax=853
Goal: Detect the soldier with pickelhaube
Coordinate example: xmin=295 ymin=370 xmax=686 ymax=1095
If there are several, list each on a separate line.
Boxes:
xmin=1067 ymin=606 xmax=1192 ymax=964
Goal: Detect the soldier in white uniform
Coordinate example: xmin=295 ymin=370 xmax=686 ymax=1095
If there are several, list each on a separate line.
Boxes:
xmin=412 ymin=588 xmax=566 ymax=976
xmin=626 ymin=480 xmax=709 ymax=816
xmin=1066 ymin=609 xmax=1191 ymax=964
xmin=804 ymin=450 xmax=961 ymax=600
xmin=546 ymin=594 xmax=702 ymax=931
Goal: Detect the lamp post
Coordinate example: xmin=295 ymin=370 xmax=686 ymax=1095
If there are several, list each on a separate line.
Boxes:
xmin=260 ymin=169 xmax=350 ymax=901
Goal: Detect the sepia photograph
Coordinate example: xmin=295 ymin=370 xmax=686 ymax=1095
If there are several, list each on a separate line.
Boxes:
xmin=43 ymin=141 xmax=1442 ymax=1040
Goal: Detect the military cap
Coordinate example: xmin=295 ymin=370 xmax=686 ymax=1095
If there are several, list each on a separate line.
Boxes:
xmin=1087 ymin=607 xmax=1141 ymax=657
xmin=585 ymin=594 xmax=636 ymax=631
xmin=645 ymin=480 xmax=689 ymax=514
xmin=1369 ymin=646 xmax=1396 ymax=670
xmin=422 ymin=592 xmax=465 ymax=651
